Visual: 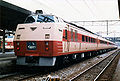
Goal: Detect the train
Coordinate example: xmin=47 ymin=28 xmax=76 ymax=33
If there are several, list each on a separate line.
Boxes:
xmin=0 ymin=35 xmax=14 ymax=51
xmin=13 ymin=13 xmax=117 ymax=66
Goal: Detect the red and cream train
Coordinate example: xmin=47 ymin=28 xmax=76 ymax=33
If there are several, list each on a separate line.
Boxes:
xmin=0 ymin=36 xmax=14 ymax=51
xmin=13 ymin=13 xmax=117 ymax=66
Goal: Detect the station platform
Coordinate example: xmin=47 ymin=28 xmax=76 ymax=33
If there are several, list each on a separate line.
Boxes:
xmin=0 ymin=52 xmax=16 ymax=61
xmin=0 ymin=52 xmax=16 ymax=74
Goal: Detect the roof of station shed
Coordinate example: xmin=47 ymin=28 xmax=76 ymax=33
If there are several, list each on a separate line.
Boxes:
xmin=0 ymin=0 xmax=31 ymax=31
xmin=0 ymin=0 xmax=120 ymax=31
xmin=118 ymin=0 xmax=120 ymax=18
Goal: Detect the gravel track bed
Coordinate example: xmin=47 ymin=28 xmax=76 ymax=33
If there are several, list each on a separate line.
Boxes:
xmin=27 ymin=50 xmax=117 ymax=81
xmin=69 ymin=50 xmax=119 ymax=81
xmin=97 ymin=51 xmax=120 ymax=81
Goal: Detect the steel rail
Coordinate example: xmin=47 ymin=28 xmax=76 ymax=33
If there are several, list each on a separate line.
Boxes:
xmin=68 ymin=49 xmax=119 ymax=81
xmin=93 ymin=50 xmax=120 ymax=81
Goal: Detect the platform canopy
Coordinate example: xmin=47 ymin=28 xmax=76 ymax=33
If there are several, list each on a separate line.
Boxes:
xmin=0 ymin=0 xmax=31 ymax=31
xmin=118 ymin=0 xmax=120 ymax=18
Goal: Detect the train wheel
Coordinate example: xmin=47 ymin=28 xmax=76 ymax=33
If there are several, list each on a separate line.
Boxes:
xmin=62 ymin=55 xmax=70 ymax=67
xmin=72 ymin=54 xmax=77 ymax=60
xmin=81 ymin=53 xmax=85 ymax=58
xmin=89 ymin=52 xmax=92 ymax=57
xmin=92 ymin=51 xmax=96 ymax=56
xmin=100 ymin=50 xmax=102 ymax=54
xmin=54 ymin=57 xmax=63 ymax=69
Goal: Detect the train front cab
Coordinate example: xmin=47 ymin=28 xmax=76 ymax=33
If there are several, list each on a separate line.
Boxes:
xmin=14 ymin=14 xmax=65 ymax=66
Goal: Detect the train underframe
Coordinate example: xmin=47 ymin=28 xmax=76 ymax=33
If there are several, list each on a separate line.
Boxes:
xmin=16 ymin=48 xmax=117 ymax=66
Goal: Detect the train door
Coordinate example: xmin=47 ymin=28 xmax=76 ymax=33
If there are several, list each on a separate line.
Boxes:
xmin=64 ymin=25 xmax=69 ymax=52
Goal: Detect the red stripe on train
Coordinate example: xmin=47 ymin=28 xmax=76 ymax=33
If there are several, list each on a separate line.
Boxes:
xmin=14 ymin=41 xmax=63 ymax=57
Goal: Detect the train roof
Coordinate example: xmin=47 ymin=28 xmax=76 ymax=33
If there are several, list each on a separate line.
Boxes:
xmin=65 ymin=21 xmax=115 ymax=44
xmin=64 ymin=21 xmax=97 ymax=35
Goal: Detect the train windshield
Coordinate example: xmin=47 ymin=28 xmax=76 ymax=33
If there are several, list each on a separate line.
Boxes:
xmin=24 ymin=15 xmax=37 ymax=23
xmin=7 ymin=36 xmax=14 ymax=38
xmin=37 ymin=15 xmax=54 ymax=22
xmin=24 ymin=15 xmax=54 ymax=23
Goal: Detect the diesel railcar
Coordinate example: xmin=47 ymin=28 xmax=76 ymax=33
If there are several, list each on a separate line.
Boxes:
xmin=14 ymin=13 xmax=117 ymax=66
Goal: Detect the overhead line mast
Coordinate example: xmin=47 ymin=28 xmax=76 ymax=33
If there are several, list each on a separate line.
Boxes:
xmin=71 ymin=20 xmax=120 ymax=35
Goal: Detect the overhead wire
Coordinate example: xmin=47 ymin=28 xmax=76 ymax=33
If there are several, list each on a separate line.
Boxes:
xmin=71 ymin=19 xmax=120 ymax=28
xmin=34 ymin=0 xmax=54 ymax=13
xmin=65 ymin=0 xmax=82 ymax=15
xmin=82 ymin=0 xmax=96 ymax=18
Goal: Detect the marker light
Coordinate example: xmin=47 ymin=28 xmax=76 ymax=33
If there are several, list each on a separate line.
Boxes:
xmin=16 ymin=42 xmax=20 ymax=51
xmin=46 ymin=47 xmax=49 ymax=51
xmin=45 ymin=42 xmax=49 ymax=51
xmin=17 ymin=47 xmax=20 ymax=50
xmin=45 ymin=42 xmax=49 ymax=46
xmin=17 ymin=42 xmax=19 ymax=45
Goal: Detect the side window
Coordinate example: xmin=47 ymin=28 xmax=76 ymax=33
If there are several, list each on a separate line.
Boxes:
xmin=65 ymin=30 xmax=67 ymax=40
xmin=86 ymin=36 xmax=88 ymax=42
xmin=100 ymin=40 xmax=102 ymax=43
xmin=75 ymin=30 xmax=78 ymax=41
xmin=93 ymin=38 xmax=95 ymax=43
xmin=71 ymin=29 xmax=73 ymax=41
xmin=95 ymin=39 xmax=96 ymax=43
xmin=91 ymin=38 xmax=93 ymax=43
xmin=100 ymin=40 xmax=104 ymax=44
xmin=82 ymin=35 xmax=85 ymax=42
xmin=93 ymin=38 xmax=94 ymax=43
xmin=89 ymin=37 xmax=90 ymax=42
xmin=58 ymin=18 xmax=61 ymax=22
xmin=56 ymin=17 xmax=59 ymax=22
xmin=94 ymin=39 xmax=95 ymax=43
xmin=59 ymin=18 xmax=63 ymax=23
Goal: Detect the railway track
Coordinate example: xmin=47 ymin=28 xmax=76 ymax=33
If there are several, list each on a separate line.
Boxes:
xmin=0 ymin=49 xmax=119 ymax=81
xmin=64 ymin=49 xmax=120 ymax=81
xmin=28 ymin=49 xmax=118 ymax=81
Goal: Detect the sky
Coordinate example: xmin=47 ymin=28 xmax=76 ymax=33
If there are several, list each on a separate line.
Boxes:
xmin=3 ymin=0 xmax=120 ymax=37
